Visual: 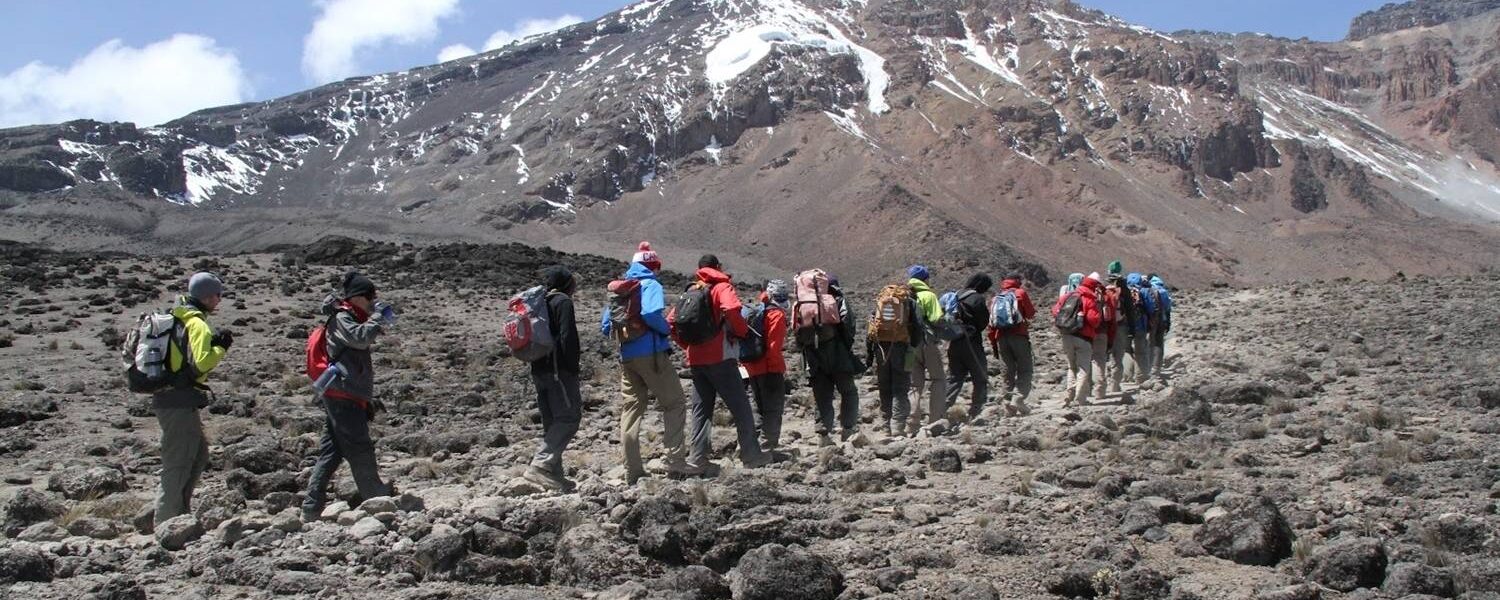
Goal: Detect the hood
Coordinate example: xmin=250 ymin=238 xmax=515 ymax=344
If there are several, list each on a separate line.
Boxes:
xmin=964 ymin=273 xmax=994 ymax=294
xmin=907 ymin=278 xmax=934 ymax=293
xmin=1087 ymin=272 xmax=1103 ymax=284
xmin=624 ymin=261 xmax=657 ymax=281
xmin=320 ymin=294 xmax=369 ymax=320
xmin=1126 ymin=273 xmax=1144 ymax=287
xmin=1068 ymin=273 xmax=1084 ymax=288
xmin=543 ymin=265 xmax=576 ymax=294
xmin=695 ymin=267 xmax=732 ymax=285
xmin=1001 ymin=277 xmax=1023 ymax=290
xmin=1081 ymin=276 xmax=1103 ymax=291
xmin=1150 ymin=276 xmax=1166 ymax=288
xmin=172 ymin=296 xmax=206 ymax=320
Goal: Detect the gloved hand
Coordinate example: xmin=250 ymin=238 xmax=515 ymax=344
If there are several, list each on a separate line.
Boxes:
xmin=374 ymin=301 xmax=397 ymax=326
xmin=366 ymin=399 xmax=387 ymax=421
xmin=213 ymin=329 xmax=235 ymax=350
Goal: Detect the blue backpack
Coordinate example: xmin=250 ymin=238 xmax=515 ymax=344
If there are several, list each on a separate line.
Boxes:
xmin=935 ymin=291 xmax=969 ymax=341
xmin=989 ymin=290 xmax=1022 ymax=329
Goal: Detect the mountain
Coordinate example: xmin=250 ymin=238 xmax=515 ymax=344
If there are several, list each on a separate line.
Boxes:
xmin=2 ymin=0 xmax=1499 ymax=286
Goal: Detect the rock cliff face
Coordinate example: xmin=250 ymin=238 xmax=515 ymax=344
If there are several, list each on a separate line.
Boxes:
xmin=1347 ymin=0 xmax=1500 ymax=40
xmin=1 ymin=0 xmax=1498 ymax=285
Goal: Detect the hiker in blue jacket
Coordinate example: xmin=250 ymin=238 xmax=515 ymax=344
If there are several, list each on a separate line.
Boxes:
xmin=602 ymin=255 xmax=692 ymax=484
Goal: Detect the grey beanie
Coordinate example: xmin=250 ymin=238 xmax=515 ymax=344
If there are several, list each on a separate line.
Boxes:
xmin=188 ymin=272 xmax=224 ymax=300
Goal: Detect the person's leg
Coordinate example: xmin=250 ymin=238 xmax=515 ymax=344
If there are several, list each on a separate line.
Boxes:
xmin=1133 ymin=332 xmax=1152 ymax=383
xmin=892 ymin=363 xmax=913 ymax=434
xmin=876 ymin=354 xmax=894 ymax=431
xmin=1151 ymin=328 xmax=1166 ymax=376
xmin=835 ymin=374 xmax=861 ymax=436
xmin=185 ymin=411 xmax=210 ymax=513
xmin=154 ymin=406 xmax=203 ymax=525
xmin=640 ymin=353 xmax=688 ymax=466
xmin=710 ymin=361 xmax=767 ymax=465
xmin=327 ymin=398 xmax=391 ymax=500
xmin=944 ymin=341 xmax=969 ymax=411
xmin=967 ymin=340 xmax=989 ymax=418
xmin=753 ymin=373 xmax=785 ymax=450
xmin=1062 ymin=337 xmax=1079 ymax=402
xmin=811 ymin=371 xmax=836 ymax=436
xmin=1091 ymin=336 xmax=1109 ymax=400
xmin=1071 ymin=337 xmax=1094 ymax=405
xmin=1014 ymin=336 xmax=1035 ymax=402
xmin=999 ymin=337 xmax=1019 ymax=396
xmin=532 ymin=371 xmax=582 ymax=475
xmin=924 ymin=342 xmax=947 ymax=422
xmin=619 ymin=358 xmax=650 ymax=478
xmin=687 ymin=367 xmax=717 ymax=467
xmin=302 ymin=400 xmax=343 ymax=517
xmin=1110 ymin=337 xmax=1127 ymax=392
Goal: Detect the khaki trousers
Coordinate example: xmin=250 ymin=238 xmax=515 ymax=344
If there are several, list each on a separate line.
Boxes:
xmin=619 ymin=353 xmax=687 ymax=476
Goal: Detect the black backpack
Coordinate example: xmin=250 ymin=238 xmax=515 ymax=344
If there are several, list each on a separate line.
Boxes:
xmin=1053 ymin=291 xmax=1084 ymax=335
xmin=738 ymin=304 xmax=773 ymax=362
xmin=672 ymin=282 xmax=718 ymax=346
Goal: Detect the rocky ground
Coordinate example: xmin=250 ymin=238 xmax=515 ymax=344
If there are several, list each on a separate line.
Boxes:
xmin=2 ymin=238 xmax=1499 ymax=599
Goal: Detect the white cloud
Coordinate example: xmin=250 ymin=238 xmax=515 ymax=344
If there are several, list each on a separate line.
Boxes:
xmin=0 ymin=34 xmax=251 ymax=128
xmin=303 ymin=0 xmax=460 ymax=83
xmin=481 ymin=15 xmax=583 ymax=51
xmin=436 ymin=43 xmax=476 ymax=63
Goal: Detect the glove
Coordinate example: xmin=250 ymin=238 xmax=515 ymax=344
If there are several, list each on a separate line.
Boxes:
xmin=366 ymin=399 xmax=387 ymax=421
xmin=213 ymin=330 xmax=235 ymax=350
xmin=374 ymin=301 xmax=397 ymax=325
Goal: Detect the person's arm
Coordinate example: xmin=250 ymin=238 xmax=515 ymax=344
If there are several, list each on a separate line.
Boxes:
xmin=766 ymin=307 xmax=787 ymax=357
xmin=600 ymin=302 xmax=612 ymax=337
xmin=1085 ymin=298 xmax=1103 ymax=329
xmin=1020 ymin=289 xmax=1037 ymax=322
xmin=184 ymin=318 xmax=226 ymax=376
xmin=330 ymin=311 xmax=382 ymax=351
xmin=837 ymin=296 xmax=856 ymax=344
xmin=923 ymin=293 xmax=943 ymax=324
xmin=907 ymin=299 xmax=924 ymax=345
xmin=554 ymin=296 xmax=581 ymax=372
xmin=716 ymin=283 xmax=748 ymax=337
xmin=640 ymin=280 xmax=671 ymax=336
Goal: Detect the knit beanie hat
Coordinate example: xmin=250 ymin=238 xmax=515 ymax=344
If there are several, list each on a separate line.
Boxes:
xmin=187 ymin=272 xmax=224 ymax=301
xmin=698 ymin=254 xmax=722 ymax=269
xmin=342 ymin=271 xmax=377 ymax=300
xmin=765 ymin=279 xmax=790 ymax=304
xmin=631 ymin=241 xmax=662 ymax=272
xmin=1108 ymin=260 xmax=1123 ymax=276
xmin=907 ymin=265 xmax=930 ymax=281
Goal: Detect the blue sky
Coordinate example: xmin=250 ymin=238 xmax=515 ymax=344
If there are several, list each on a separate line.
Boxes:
xmin=0 ymin=0 xmax=1390 ymax=128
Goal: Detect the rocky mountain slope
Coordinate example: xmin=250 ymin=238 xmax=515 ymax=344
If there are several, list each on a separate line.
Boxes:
xmin=1 ymin=0 xmax=1499 ymax=286
xmin=2 ymin=240 xmax=1500 ymax=598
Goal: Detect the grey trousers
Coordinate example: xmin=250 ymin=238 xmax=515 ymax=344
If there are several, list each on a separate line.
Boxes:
xmin=748 ymin=373 xmax=786 ymax=450
xmin=155 ymin=405 xmax=209 ymax=526
xmin=530 ymin=370 xmax=583 ymax=473
xmin=996 ymin=335 xmax=1034 ymax=399
xmin=304 ymin=395 xmax=391 ymax=513
xmin=911 ymin=341 xmax=947 ymax=423
xmin=1091 ymin=336 xmax=1110 ymax=399
xmin=945 ymin=337 xmax=988 ymax=418
xmin=873 ymin=343 xmax=912 ymax=434
xmin=810 ymin=371 xmax=860 ymax=435
xmin=1062 ymin=335 xmax=1093 ymax=405
xmin=1150 ymin=327 xmax=1168 ymax=376
xmin=688 ymin=360 xmax=766 ymax=466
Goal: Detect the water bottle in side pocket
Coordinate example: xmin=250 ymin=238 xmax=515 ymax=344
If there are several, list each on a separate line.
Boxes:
xmin=313 ymin=362 xmax=345 ymax=393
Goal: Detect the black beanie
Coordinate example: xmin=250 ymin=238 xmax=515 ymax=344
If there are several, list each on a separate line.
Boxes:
xmin=342 ymin=271 xmax=377 ymax=300
xmin=698 ymin=254 xmax=721 ymax=269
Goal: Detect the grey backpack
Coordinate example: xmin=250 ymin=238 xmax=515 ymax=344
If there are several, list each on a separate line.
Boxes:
xmin=121 ymin=310 xmax=191 ymax=393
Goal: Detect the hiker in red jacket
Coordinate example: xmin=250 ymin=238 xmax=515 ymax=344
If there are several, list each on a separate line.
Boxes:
xmin=987 ymin=273 xmax=1037 ymax=415
xmin=742 ymin=281 xmax=789 ymax=452
xmin=1053 ymin=273 xmax=1103 ymax=407
xmin=670 ymin=255 xmax=771 ymax=472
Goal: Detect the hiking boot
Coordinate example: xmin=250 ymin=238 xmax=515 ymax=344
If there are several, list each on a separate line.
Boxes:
xmin=818 ymin=434 xmax=835 ymax=447
xmin=1012 ymin=401 xmax=1032 ymax=416
xmin=840 ymin=429 xmax=857 ymax=443
xmin=742 ymin=452 xmax=774 ymax=469
xmin=523 ymin=465 xmax=576 ymax=493
xmin=301 ymin=506 xmax=322 ymax=523
xmin=677 ymin=461 xmax=721 ymax=478
xmin=626 ymin=469 xmax=647 ymax=486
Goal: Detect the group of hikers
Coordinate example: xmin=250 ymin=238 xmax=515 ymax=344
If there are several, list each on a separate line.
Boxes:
xmin=122 ymin=243 xmax=1173 ymax=528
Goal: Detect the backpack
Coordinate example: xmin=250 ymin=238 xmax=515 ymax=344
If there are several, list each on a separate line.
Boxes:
xmin=738 ymin=304 xmax=773 ymax=362
xmin=1146 ymin=287 xmax=1165 ymax=330
xmin=989 ymin=290 xmax=1023 ymax=329
xmin=606 ymin=279 xmax=648 ymax=344
xmin=1116 ymin=287 xmax=1141 ymax=332
xmin=934 ymin=291 xmax=970 ymax=341
xmin=121 ymin=309 xmax=191 ymax=393
xmin=1152 ymin=287 xmax=1173 ymax=332
xmin=671 ymin=282 xmax=718 ymax=346
xmin=792 ymin=269 xmax=841 ymax=330
xmin=1053 ymin=291 xmax=1085 ymax=335
xmin=868 ymin=284 xmax=912 ymax=344
xmin=504 ymin=286 xmax=556 ymax=362
xmin=305 ymin=310 xmax=342 ymax=382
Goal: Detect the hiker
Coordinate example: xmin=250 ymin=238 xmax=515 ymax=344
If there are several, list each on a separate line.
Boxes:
xmin=867 ymin=282 xmax=924 ymax=436
xmin=602 ymin=251 xmax=690 ymax=485
xmin=1109 ymin=271 xmax=1144 ymax=387
xmin=1052 ymin=271 xmax=1103 ymax=407
xmin=798 ymin=274 xmax=863 ymax=445
xmin=742 ymin=280 xmax=790 ymax=452
xmin=1058 ymin=272 xmax=1084 ymax=300
xmin=1126 ymin=273 xmax=1157 ymax=380
xmin=987 ymin=272 xmax=1037 ymax=415
xmin=945 ymin=273 xmax=993 ymax=420
xmin=303 ymin=272 xmax=397 ymax=520
xmin=1147 ymin=274 xmax=1174 ymax=377
xmin=522 ymin=266 xmax=584 ymax=491
xmin=671 ymin=255 xmax=771 ymax=470
xmin=1087 ymin=272 xmax=1114 ymax=401
xmin=906 ymin=265 xmax=947 ymax=427
xmin=152 ymin=272 xmax=230 ymax=527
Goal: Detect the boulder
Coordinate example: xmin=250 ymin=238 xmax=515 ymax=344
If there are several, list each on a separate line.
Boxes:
xmin=1047 ymin=560 xmax=1113 ymax=598
xmin=1422 ymin=512 xmax=1493 ymax=555
xmin=66 ymin=516 xmax=121 ymax=540
xmin=1382 ymin=562 xmax=1453 ymax=597
xmin=348 ymin=516 xmax=388 ymax=540
xmin=553 ymin=523 xmax=647 ymax=587
xmin=414 ymin=524 xmax=468 ymax=575
xmin=1304 ymin=537 xmax=1387 ymax=592
xmin=1192 ymin=495 xmax=1293 ymax=566
xmin=1252 ymin=583 xmax=1320 ymax=600
xmin=925 ymin=447 xmax=963 ymax=473
xmin=0 ymin=547 xmax=53 ymax=584
xmin=1145 ymin=388 xmax=1213 ymax=437
xmin=1115 ymin=567 xmax=1171 ymax=600
xmin=466 ymin=523 xmax=527 ymax=558
xmin=46 ymin=466 xmax=127 ymax=500
xmin=154 ymin=515 xmax=204 ymax=550
xmin=729 ymin=543 xmax=843 ymax=600
xmin=650 ymin=565 xmax=730 ymax=600
xmin=977 ymin=526 xmax=1027 ymax=556
xmin=2 ymin=488 xmax=65 ymax=536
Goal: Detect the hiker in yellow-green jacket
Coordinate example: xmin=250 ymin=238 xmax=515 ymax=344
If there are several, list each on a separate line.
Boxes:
xmin=154 ymin=272 xmax=233 ymax=527
xmin=906 ymin=265 xmax=947 ymax=431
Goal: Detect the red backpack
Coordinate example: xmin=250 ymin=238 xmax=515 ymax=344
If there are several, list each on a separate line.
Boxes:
xmin=304 ymin=313 xmax=341 ymax=381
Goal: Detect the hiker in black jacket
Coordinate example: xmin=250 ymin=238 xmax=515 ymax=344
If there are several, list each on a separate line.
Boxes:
xmin=945 ymin=274 xmax=993 ymax=420
xmin=526 ymin=265 xmax=583 ymax=492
